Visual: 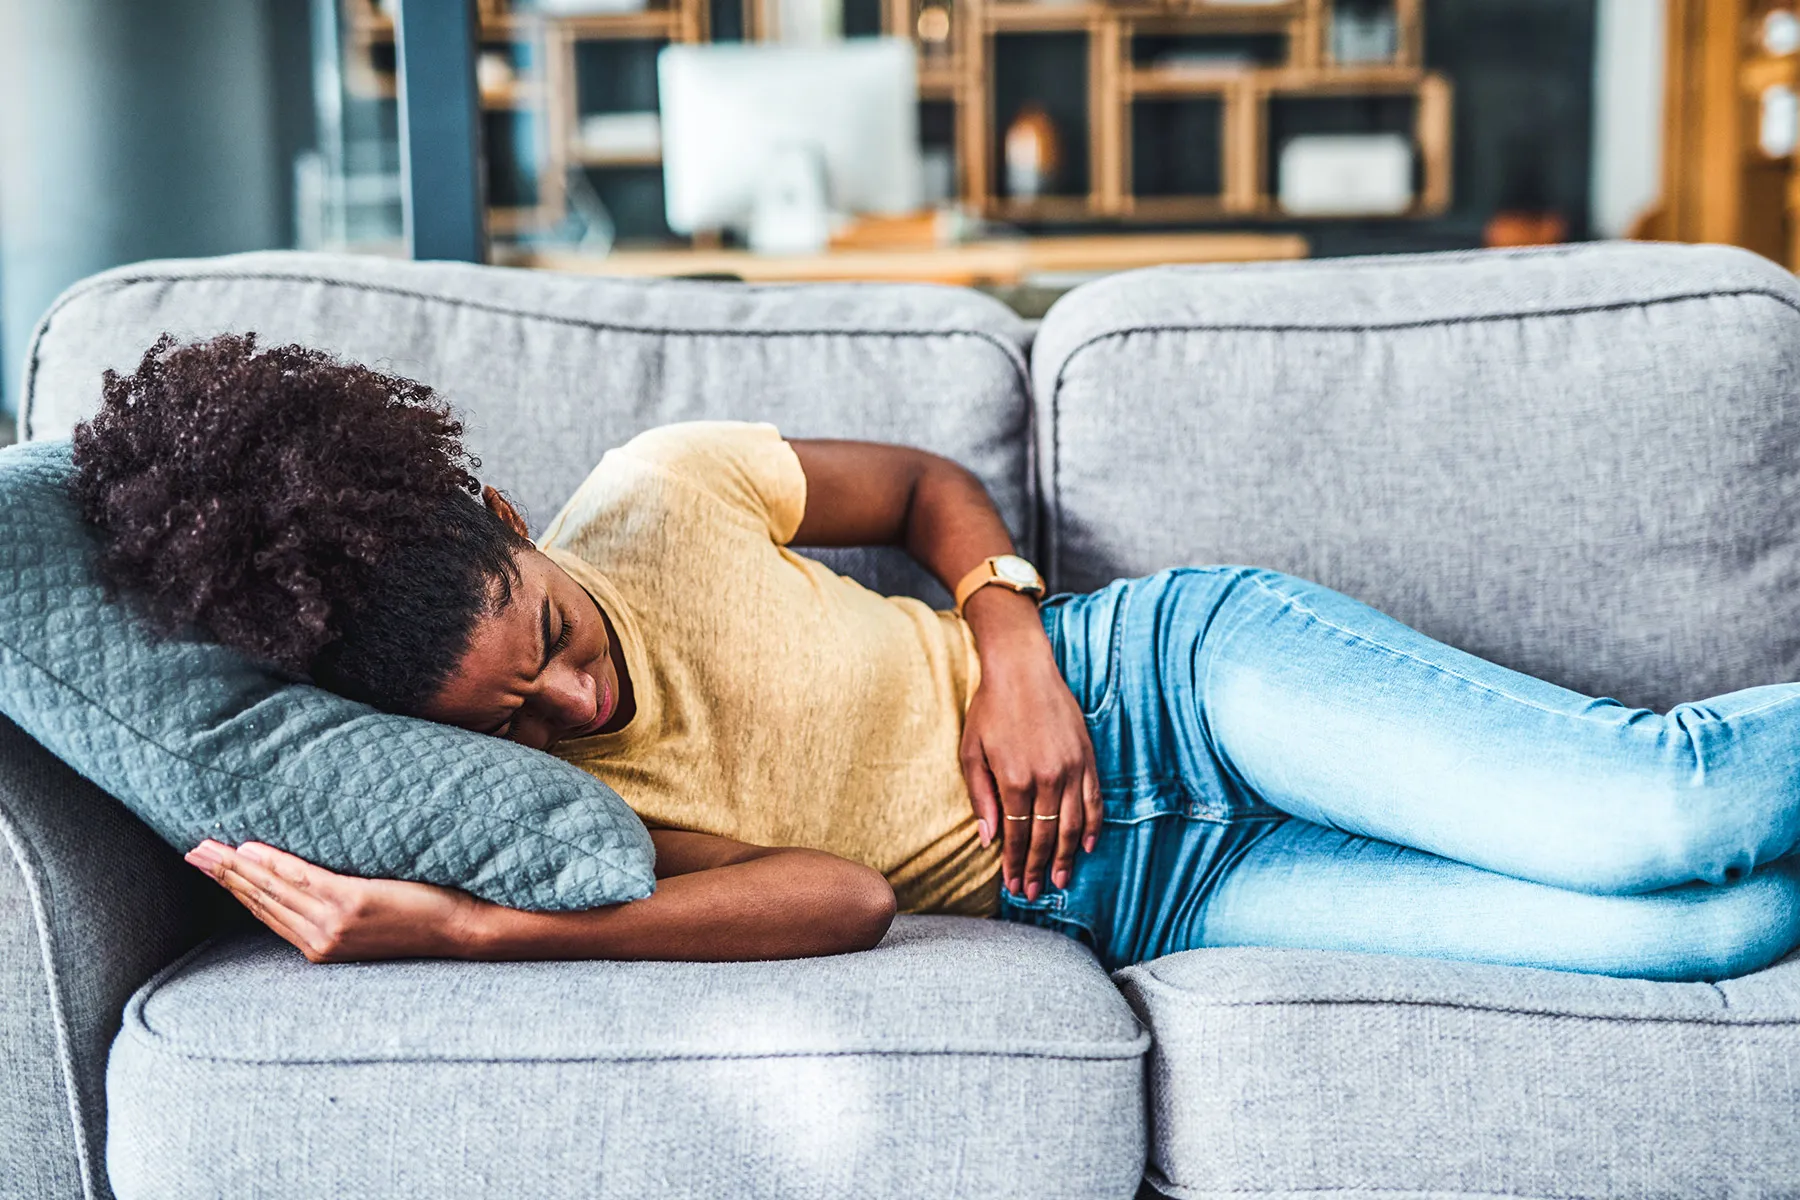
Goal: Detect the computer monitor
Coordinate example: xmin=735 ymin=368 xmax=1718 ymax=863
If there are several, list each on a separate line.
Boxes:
xmin=658 ymin=40 xmax=921 ymax=250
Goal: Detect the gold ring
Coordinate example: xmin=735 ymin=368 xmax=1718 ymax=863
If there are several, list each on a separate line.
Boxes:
xmin=1034 ymin=813 xmax=1059 ymax=821
xmin=1002 ymin=813 xmax=1032 ymax=822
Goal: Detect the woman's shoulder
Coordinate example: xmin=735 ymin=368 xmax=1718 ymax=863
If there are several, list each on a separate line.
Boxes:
xmin=539 ymin=420 xmax=804 ymax=554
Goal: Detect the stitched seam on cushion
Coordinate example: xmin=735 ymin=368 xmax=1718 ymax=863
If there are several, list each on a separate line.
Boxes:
xmin=1118 ymin=970 xmax=1797 ymax=1026
xmin=1140 ymin=241 xmax=1631 ymax=285
xmin=122 ymin=939 xmax=1152 ymax=1065
xmin=1055 ymin=286 xmax=1800 ymax=352
xmin=22 ymin=268 xmax=1033 ymax=440
xmin=1040 ymin=286 xmax=1800 ymax=589
xmin=0 ymin=797 xmax=101 ymax=1200
xmin=0 ymin=640 xmax=641 ymax=871
xmin=119 ymin=1037 xmax=1153 ymax=1066
xmin=1150 ymin=1185 xmax=1588 ymax=1200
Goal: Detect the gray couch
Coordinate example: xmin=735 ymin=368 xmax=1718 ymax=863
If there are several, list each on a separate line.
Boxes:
xmin=7 ymin=243 xmax=1800 ymax=1200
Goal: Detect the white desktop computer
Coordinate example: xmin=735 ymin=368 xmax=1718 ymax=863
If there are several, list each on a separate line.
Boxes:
xmin=658 ymin=40 xmax=921 ymax=254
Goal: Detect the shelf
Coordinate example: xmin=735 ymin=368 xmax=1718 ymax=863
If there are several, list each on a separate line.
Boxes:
xmin=989 ymin=195 xmax=1101 ymax=221
xmin=1127 ymin=66 xmax=1254 ymax=95
xmin=480 ymin=80 xmax=546 ymax=109
xmin=1742 ymin=54 xmax=1799 ymax=93
xmin=347 ymin=10 xmax=535 ymax=41
xmin=1121 ymin=195 xmax=1231 ymax=221
xmin=489 ymin=205 xmax=559 ymax=235
xmin=344 ymin=74 xmax=549 ymax=107
xmin=917 ymin=62 xmax=962 ymax=97
xmin=1180 ymin=0 xmax=1305 ymax=12
xmin=1124 ymin=2 xmax=1307 ymax=32
xmin=1127 ymin=63 xmax=1424 ymax=96
xmin=553 ymin=10 xmax=682 ymax=39
xmin=1258 ymin=64 xmax=1425 ymax=92
xmin=984 ymin=4 xmax=1109 ymax=32
xmin=570 ymin=146 xmax=663 ymax=167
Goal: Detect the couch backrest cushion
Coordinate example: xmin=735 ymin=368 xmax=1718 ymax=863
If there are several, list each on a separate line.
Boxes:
xmin=1033 ymin=243 xmax=1800 ymax=711
xmin=22 ymin=251 xmax=1033 ymax=606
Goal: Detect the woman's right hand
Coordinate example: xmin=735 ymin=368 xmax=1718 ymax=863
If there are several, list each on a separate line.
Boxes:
xmin=186 ymin=839 xmax=483 ymax=963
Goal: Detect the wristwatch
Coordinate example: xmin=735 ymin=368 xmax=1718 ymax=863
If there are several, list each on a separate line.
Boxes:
xmin=953 ymin=554 xmax=1046 ymax=615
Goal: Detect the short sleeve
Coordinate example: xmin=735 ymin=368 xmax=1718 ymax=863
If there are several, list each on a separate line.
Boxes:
xmin=615 ymin=421 xmax=807 ymax=544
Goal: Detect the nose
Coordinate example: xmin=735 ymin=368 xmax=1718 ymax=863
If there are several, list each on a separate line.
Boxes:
xmin=537 ymin=664 xmax=598 ymax=731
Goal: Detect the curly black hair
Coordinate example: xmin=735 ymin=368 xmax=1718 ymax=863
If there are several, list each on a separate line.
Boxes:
xmin=71 ymin=332 xmax=530 ymax=716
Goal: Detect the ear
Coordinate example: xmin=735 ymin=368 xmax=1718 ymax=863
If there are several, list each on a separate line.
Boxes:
xmin=482 ymin=486 xmax=530 ymax=540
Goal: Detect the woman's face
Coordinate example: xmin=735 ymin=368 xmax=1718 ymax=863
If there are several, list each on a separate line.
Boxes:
xmin=422 ymin=547 xmax=628 ymax=751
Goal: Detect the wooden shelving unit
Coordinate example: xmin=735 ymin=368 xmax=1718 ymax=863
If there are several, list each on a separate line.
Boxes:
xmin=1640 ymin=0 xmax=1800 ymax=270
xmin=949 ymin=0 xmax=1449 ymax=222
xmin=341 ymin=0 xmax=1451 ymax=241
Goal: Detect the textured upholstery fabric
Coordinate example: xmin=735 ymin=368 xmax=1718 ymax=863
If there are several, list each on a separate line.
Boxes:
xmin=1033 ymin=243 xmax=1800 ymax=711
xmin=107 ymin=917 xmax=1149 ymax=1200
xmin=0 ymin=714 xmax=213 ymax=1200
xmin=21 ymin=250 xmax=1035 ymax=607
xmin=0 ymin=441 xmax=654 ymax=912
xmin=1117 ymin=945 xmax=1800 ymax=1199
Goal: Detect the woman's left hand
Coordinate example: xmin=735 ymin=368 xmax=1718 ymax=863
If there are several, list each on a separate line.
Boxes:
xmin=185 ymin=839 xmax=484 ymax=963
xmin=959 ymin=615 xmax=1101 ymax=902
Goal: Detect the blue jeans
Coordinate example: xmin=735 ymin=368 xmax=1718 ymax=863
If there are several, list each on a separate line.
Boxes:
xmin=997 ymin=568 xmax=1800 ymax=980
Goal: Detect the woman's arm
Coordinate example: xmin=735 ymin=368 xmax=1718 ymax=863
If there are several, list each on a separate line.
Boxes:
xmin=185 ymin=828 xmax=896 ymax=964
xmin=787 ymin=440 xmax=1100 ymax=901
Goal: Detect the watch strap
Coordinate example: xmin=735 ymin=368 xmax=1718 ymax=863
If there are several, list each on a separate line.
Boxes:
xmin=953 ymin=556 xmax=1044 ymax=615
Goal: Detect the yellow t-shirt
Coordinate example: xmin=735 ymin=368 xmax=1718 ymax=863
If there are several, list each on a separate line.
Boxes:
xmin=539 ymin=421 xmax=1001 ymax=916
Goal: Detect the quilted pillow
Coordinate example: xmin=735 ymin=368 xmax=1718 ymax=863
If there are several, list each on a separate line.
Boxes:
xmin=0 ymin=441 xmax=655 ymax=911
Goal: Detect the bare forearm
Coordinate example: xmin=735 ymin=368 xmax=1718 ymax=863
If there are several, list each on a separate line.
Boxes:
xmin=903 ymin=460 xmax=1051 ymax=655
xmin=457 ymin=847 xmax=896 ymax=962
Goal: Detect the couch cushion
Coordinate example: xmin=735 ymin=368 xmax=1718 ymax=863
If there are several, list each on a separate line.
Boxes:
xmin=1116 ymin=945 xmax=1800 ymax=1198
xmin=1033 ymin=243 xmax=1800 ymax=711
xmin=106 ymin=916 xmax=1148 ymax=1200
xmin=23 ymin=251 xmax=1033 ymax=606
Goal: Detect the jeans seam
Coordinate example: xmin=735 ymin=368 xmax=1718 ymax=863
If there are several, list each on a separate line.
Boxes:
xmin=1080 ymin=586 xmax=1130 ymax=721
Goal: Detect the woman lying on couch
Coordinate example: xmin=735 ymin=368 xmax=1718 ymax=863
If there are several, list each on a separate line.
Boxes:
xmin=75 ymin=333 xmax=1800 ymax=981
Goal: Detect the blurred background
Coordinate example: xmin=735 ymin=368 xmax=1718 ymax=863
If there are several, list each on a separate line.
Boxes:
xmin=0 ymin=1 xmax=1780 ymax=420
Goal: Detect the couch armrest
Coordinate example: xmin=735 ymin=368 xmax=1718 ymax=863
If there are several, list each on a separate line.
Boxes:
xmin=0 ymin=715 xmax=212 ymax=1200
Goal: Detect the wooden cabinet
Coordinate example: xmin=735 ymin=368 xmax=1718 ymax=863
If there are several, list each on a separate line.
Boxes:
xmin=341 ymin=0 xmax=1452 ymax=241
xmin=1641 ymin=0 xmax=1800 ymax=268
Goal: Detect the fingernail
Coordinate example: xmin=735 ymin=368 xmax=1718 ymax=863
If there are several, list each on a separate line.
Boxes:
xmin=1084 ymin=835 xmax=1097 ymax=853
xmin=1026 ymin=881 xmax=1040 ymax=901
xmin=977 ymin=819 xmax=992 ymax=847
xmin=1005 ymin=876 xmax=1017 ymax=895
xmin=237 ymin=844 xmax=264 ymax=863
xmin=1053 ymin=868 xmax=1069 ymax=889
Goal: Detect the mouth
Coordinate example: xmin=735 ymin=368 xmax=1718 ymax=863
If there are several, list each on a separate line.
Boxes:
xmin=569 ymin=672 xmax=615 ymax=740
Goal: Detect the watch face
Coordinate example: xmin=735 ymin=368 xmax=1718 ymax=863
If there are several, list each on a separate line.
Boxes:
xmin=994 ymin=555 xmax=1040 ymax=587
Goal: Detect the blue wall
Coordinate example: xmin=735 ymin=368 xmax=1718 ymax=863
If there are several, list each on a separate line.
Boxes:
xmin=0 ymin=0 xmax=310 ymax=421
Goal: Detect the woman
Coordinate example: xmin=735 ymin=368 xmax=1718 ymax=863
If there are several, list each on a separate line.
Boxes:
xmin=75 ymin=333 xmax=1800 ymax=981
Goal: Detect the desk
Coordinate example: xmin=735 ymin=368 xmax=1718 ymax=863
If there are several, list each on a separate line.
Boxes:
xmin=507 ymin=232 xmax=1308 ymax=286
